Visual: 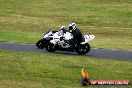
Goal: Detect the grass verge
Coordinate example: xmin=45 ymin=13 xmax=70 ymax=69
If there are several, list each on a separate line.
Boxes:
xmin=0 ymin=50 xmax=131 ymax=88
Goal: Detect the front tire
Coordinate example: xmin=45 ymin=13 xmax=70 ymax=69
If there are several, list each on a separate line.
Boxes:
xmin=76 ymin=43 xmax=90 ymax=55
xmin=46 ymin=42 xmax=56 ymax=52
xmin=36 ymin=39 xmax=45 ymax=49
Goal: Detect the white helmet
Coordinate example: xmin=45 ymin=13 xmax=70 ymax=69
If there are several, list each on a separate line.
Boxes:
xmin=60 ymin=26 xmax=66 ymax=30
xmin=59 ymin=26 xmax=66 ymax=35
xmin=69 ymin=23 xmax=77 ymax=32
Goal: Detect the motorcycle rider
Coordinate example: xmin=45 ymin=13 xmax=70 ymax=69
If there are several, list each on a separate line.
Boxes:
xmin=68 ymin=23 xmax=83 ymax=46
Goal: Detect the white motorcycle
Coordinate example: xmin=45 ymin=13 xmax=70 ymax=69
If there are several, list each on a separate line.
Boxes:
xmin=44 ymin=30 xmax=95 ymax=55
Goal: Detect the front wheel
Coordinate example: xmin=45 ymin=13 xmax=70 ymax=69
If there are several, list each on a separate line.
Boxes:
xmin=45 ymin=42 xmax=56 ymax=52
xmin=36 ymin=39 xmax=45 ymax=49
xmin=76 ymin=43 xmax=90 ymax=55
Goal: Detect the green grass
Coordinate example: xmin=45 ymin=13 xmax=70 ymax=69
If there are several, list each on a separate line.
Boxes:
xmin=0 ymin=0 xmax=132 ymax=50
xmin=0 ymin=50 xmax=131 ymax=88
xmin=0 ymin=29 xmax=40 ymax=43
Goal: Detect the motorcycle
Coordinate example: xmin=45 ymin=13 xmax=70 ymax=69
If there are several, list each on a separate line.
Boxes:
xmin=36 ymin=30 xmax=95 ymax=55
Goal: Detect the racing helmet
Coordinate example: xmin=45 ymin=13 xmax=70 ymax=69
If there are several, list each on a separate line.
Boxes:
xmin=69 ymin=23 xmax=77 ymax=32
xmin=59 ymin=26 xmax=66 ymax=35
xmin=60 ymin=26 xmax=66 ymax=30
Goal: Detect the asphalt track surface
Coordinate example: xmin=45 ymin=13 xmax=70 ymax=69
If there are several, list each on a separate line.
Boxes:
xmin=0 ymin=42 xmax=132 ymax=61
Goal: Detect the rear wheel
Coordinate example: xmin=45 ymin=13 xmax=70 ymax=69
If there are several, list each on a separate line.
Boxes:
xmin=46 ymin=42 xmax=56 ymax=52
xmin=76 ymin=43 xmax=90 ymax=55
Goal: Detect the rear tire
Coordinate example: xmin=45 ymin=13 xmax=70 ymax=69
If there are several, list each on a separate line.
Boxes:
xmin=76 ymin=43 xmax=90 ymax=55
xmin=46 ymin=42 xmax=56 ymax=52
